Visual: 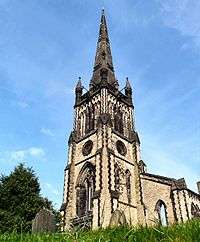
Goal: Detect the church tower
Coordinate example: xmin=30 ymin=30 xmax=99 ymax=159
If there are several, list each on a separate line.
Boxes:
xmin=61 ymin=10 xmax=146 ymax=229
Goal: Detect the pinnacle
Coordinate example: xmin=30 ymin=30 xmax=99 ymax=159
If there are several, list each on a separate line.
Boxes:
xmin=125 ymin=77 xmax=132 ymax=90
xmin=76 ymin=77 xmax=82 ymax=90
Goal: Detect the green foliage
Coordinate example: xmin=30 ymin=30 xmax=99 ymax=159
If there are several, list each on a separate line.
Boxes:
xmin=0 ymin=219 xmax=199 ymax=242
xmin=0 ymin=163 xmax=54 ymax=233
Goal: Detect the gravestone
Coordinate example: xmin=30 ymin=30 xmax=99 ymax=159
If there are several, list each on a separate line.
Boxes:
xmin=109 ymin=210 xmax=127 ymax=227
xmin=32 ymin=208 xmax=56 ymax=233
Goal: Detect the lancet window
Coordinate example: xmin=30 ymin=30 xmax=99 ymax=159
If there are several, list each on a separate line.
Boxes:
xmin=114 ymin=163 xmax=121 ymax=192
xmin=125 ymin=169 xmax=131 ymax=203
xmin=76 ymin=163 xmax=95 ymax=217
xmin=155 ymin=200 xmax=168 ymax=226
xmin=114 ymin=107 xmax=124 ymax=134
xmin=191 ymin=202 xmax=200 ymax=218
xmin=85 ymin=105 xmax=95 ymax=134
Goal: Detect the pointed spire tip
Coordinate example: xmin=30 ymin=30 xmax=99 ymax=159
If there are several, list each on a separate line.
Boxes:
xmin=90 ymin=8 xmax=118 ymax=89
xmin=125 ymin=77 xmax=132 ymax=90
xmin=76 ymin=77 xmax=82 ymax=89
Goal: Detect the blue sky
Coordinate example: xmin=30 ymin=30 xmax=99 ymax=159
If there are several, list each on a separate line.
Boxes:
xmin=0 ymin=0 xmax=199 ymax=208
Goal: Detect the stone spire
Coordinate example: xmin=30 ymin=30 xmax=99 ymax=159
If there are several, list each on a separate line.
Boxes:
xmin=90 ymin=10 xmax=118 ymax=90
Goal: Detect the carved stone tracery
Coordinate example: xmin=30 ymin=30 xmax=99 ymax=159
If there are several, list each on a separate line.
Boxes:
xmin=76 ymin=163 xmax=95 ymax=218
xmin=155 ymin=200 xmax=168 ymax=226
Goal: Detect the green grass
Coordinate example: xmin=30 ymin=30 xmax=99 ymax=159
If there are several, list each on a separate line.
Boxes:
xmin=0 ymin=219 xmax=199 ymax=242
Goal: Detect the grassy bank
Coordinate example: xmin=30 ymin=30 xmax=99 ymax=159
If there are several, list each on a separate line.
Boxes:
xmin=0 ymin=219 xmax=199 ymax=242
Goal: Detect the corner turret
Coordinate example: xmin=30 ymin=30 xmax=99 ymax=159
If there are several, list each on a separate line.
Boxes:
xmin=75 ymin=77 xmax=83 ymax=104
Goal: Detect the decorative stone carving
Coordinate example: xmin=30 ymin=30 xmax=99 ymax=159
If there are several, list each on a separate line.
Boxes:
xmin=97 ymin=113 xmax=112 ymax=126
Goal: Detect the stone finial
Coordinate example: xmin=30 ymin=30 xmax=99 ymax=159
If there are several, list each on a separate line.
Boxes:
xmin=197 ymin=181 xmax=200 ymax=194
xmin=125 ymin=77 xmax=132 ymax=97
xmin=125 ymin=77 xmax=131 ymax=89
xmin=138 ymin=160 xmax=147 ymax=173
xmin=75 ymin=77 xmax=83 ymax=104
xmin=76 ymin=77 xmax=82 ymax=91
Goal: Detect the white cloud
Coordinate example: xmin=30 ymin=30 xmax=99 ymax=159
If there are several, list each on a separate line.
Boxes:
xmin=40 ymin=128 xmax=54 ymax=137
xmin=0 ymin=147 xmax=46 ymax=164
xmin=158 ymin=0 xmax=200 ymax=51
xmin=28 ymin=147 xmax=45 ymax=157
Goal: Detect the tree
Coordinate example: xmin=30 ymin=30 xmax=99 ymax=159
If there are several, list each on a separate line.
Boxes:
xmin=0 ymin=163 xmax=54 ymax=233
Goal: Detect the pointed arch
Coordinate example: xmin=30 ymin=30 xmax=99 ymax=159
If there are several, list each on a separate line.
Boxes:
xmin=114 ymin=106 xmax=124 ymax=134
xmin=76 ymin=162 xmax=95 ymax=217
xmin=155 ymin=200 xmax=168 ymax=226
xmin=89 ymin=104 xmax=95 ymax=131
xmin=125 ymin=169 xmax=131 ymax=203
xmin=114 ymin=163 xmax=121 ymax=192
xmin=85 ymin=105 xmax=95 ymax=134
xmin=191 ymin=202 xmax=200 ymax=218
xmin=76 ymin=115 xmax=81 ymax=137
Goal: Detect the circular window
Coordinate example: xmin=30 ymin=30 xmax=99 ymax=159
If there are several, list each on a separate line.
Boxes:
xmin=116 ymin=140 xmax=127 ymax=156
xmin=82 ymin=140 xmax=93 ymax=156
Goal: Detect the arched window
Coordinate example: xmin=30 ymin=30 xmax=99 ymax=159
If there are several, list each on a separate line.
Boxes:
xmin=114 ymin=109 xmax=124 ymax=134
xmin=197 ymin=205 xmax=200 ymax=218
xmin=191 ymin=203 xmax=200 ymax=218
xmin=85 ymin=106 xmax=95 ymax=134
xmin=76 ymin=116 xmax=81 ymax=137
xmin=76 ymin=185 xmax=86 ymax=217
xmin=114 ymin=164 xmax=121 ymax=192
xmin=76 ymin=163 xmax=95 ymax=217
xmin=90 ymin=105 xmax=95 ymax=131
xmin=125 ymin=170 xmax=131 ymax=203
xmin=155 ymin=200 xmax=168 ymax=226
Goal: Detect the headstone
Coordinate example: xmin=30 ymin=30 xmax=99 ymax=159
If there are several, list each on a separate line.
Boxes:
xmin=32 ymin=208 xmax=56 ymax=233
xmin=109 ymin=210 xmax=127 ymax=227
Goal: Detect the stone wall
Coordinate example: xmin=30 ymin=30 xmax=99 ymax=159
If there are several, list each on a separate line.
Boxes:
xmin=141 ymin=174 xmax=176 ymax=226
